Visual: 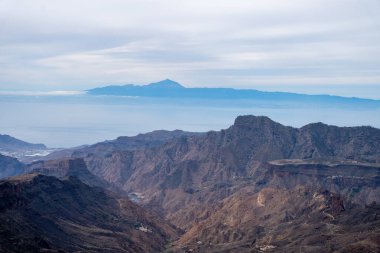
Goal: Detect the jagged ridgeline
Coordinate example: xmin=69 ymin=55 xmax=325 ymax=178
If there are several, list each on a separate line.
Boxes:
xmin=1 ymin=115 xmax=380 ymax=252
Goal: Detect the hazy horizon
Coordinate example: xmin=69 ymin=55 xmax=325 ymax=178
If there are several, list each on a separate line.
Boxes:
xmin=1 ymin=0 xmax=380 ymax=146
xmin=1 ymin=94 xmax=379 ymax=148
xmin=1 ymin=81 xmax=380 ymax=100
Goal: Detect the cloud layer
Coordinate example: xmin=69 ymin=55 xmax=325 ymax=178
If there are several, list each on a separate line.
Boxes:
xmin=0 ymin=0 xmax=379 ymax=97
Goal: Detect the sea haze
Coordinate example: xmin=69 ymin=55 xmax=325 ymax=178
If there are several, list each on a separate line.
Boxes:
xmin=1 ymin=87 xmax=379 ymax=148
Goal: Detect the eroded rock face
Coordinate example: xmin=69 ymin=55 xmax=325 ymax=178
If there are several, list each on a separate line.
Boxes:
xmin=79 ymin=116 xmax=380 ymax=191
xmin=0 ymin=174 xmax=178 ymax=253
xmin=27 ymin=158 xmax=123 ymax=194
xmin=5 ymin=115 xmax=379 ymax=252
xmin=74 ymin=116 xmax=380 ymax=213
xmin=65 ymin=116 xmax=380 ymax=252
xmin=174 ymin=187 xmax=380 ymax=253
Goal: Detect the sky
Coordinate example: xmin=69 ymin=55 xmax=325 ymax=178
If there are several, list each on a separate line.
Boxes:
xmin=1 ymin=0 xmax=380 ymax=98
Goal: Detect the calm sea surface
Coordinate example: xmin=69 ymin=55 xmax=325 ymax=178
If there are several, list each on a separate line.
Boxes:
xmin=1 ymin=95 xmax=379 ymax=148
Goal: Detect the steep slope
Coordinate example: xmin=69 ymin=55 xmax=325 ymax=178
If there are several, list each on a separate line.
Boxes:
xmin=174 ymin=186 xmax=380 ymax=253
xmin=0 ymin=174 xmax=178 ymax=253
xmin=79 ymin=116 xmax=380 ymax=195
xmin=62 ymin=115 xmax=380 ymax=252
xmin=24 ymin=115 xmax=380 ymax=252
xmin=219 ymin=115 xmax=380 ymax=162
xmin=0 ymin=154 xmax=26 ymax=179
xmin=27 ymin=158 xmax=124 ymax=194
xmin=166 ymin=160 xmax=380 ymax=252
xmin=295 ymin=122 xmax=380 ymax=162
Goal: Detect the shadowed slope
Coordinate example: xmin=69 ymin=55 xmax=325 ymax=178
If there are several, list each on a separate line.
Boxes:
xmin=0 ymin=174 xmax=178 ymax=253
xmin=0 ymin=154 xmax=26 ymax=179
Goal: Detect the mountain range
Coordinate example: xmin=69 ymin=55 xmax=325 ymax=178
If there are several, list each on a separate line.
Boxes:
xmin=0 ymin=115 xmax=380 ymax=252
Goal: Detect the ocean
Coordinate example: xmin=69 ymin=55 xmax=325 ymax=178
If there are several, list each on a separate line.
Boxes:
xmin=1 ymin=94 xmax=379 ymax=148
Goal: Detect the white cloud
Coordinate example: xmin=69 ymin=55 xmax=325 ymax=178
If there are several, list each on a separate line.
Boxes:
xmin=0 ymin=0 xmax=379 ymax=97
xmin=0 ymin=90 xmax=84 ymax=96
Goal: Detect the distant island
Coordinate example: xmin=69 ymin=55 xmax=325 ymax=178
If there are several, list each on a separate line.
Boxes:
xmin=87 ymin=79 xmax=380 ymax=105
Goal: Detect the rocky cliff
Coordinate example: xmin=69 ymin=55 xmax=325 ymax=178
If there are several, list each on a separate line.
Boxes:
xmin=66 ymin=115 xmax=380 ymax=252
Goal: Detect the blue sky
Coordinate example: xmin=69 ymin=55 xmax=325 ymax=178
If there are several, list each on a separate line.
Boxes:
xmin=0 ymin=0 xmax=380 ymax=98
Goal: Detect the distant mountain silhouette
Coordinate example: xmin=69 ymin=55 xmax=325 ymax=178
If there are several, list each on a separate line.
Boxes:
xmin=0 ymin=134 xmax=46 ymax=152
xmin=87 ymin=80 xmax=380 ymax=106
xmin=87 ymin=79 xmax=187 ymax=98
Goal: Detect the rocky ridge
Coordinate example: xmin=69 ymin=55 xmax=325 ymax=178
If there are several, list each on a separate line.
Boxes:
xmin=64 ymin=115 xmax=380 ymax=252
xmin=1 ymin=115 xmax=380 ymax=252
